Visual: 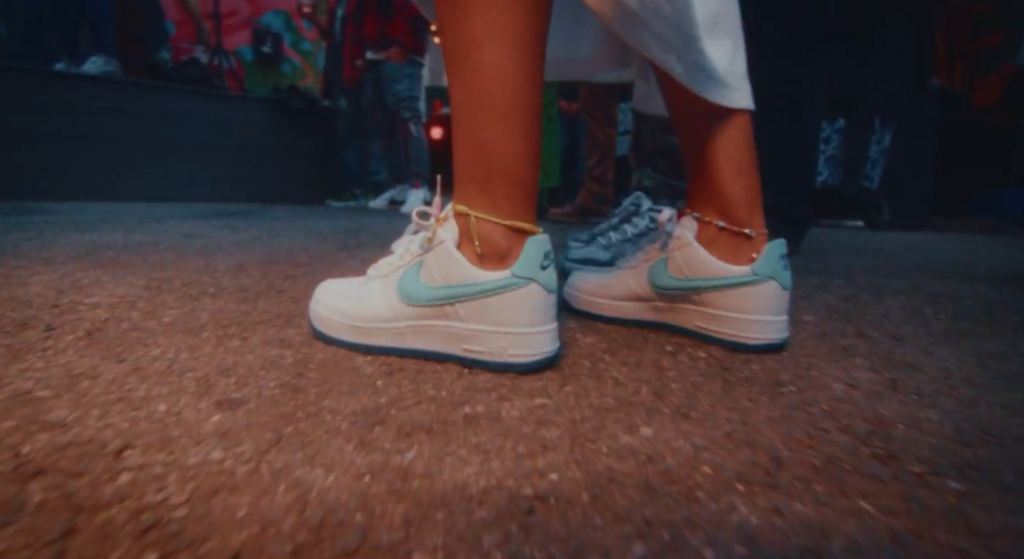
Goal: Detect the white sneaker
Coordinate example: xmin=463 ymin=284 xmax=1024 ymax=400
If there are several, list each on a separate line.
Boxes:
xmin=563 ymin=213 xmax=791 ymax=352
xmin=309 ymin=204 xmax=561 ymax=372
xmin=399 ymin=186 xmax=431 ymax=215
xmin=77 ymin=55 xmax=122 ymax=77
xmin=367 ymin=185 xmax=409 ymax=210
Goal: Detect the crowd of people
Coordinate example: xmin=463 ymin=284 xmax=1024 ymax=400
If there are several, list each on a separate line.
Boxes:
xmin=0 ymin=0 xmax=659 ymax=220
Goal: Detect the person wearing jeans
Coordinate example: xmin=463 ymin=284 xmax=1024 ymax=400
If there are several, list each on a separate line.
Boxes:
xmin=361 ymin=54 xmax=432 ymax=213
xmin=337 ymin=0 xmax=432 ymax=214
xmin=304 ymin=0 xmax=431 ymax=210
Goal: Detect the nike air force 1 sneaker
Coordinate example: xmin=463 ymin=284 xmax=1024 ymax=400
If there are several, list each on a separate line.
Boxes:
xmin=563 ymin=212 xmax=791 ymax=352
xmin=309 ymin=206 xmax=561 ymax=372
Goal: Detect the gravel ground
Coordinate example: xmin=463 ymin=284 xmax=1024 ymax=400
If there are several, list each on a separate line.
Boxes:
xmin=1 ymin=203 xmax=1022 ymax=559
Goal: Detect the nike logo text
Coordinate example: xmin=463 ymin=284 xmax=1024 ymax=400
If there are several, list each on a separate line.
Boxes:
xmin=540 ymin=250 xmax=554 ymax=271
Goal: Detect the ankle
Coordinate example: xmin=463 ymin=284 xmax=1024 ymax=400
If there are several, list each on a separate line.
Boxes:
xmin=684 ymin=208 xmax=769 ymax=265
xmin=694 ymin=227 xmax=767 ymax=265
xmin=454 ymin=215 xmax=529 ymax=270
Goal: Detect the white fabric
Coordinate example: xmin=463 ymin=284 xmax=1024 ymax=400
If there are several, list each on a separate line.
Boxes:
xmin=411 ymin=0 xmax=753 ymax=110
xmin=631 ymin=57 xmax=668 ymax=116
xmin=544 ymin=0 xmax=634 ymax=83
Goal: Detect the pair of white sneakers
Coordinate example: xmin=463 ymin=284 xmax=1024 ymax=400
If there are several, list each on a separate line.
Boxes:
xmin=309 ymin=196 xmax=792 ymax=373
xmin=367 ymin=184 xmax=431 ymax=215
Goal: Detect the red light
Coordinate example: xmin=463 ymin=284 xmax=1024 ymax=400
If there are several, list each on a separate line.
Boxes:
xmin=429 ymin=125 xmax=445 ymax=141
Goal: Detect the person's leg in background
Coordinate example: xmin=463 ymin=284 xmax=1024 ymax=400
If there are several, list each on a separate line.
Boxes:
xmin=50 ymin=0 xmax=120 ymax=74
xmin=564 ymin=0 xmax=792 ymax=351
xmin=325 ymin=88 xmax=372 ymax=207
xmin=547 ymin=81 xmax=627 ymax=223
xmin=308 ymin=0 xmax=561 ymax=372
xmin=363 ymin=61 xmax=403 ymax=210
xmin=813 ymin=0 xmax=876 ymax=220
xmin=76 ymin=0 xmax=120 ymax=75
xmin=380 ymin=57 xmax=433 ymax=214
xmin=555 ymin=83 xmax=586 ymax=206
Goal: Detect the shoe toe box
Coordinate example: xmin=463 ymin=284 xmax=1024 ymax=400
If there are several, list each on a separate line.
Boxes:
xmin=563 ymin=266 xmax=646 ymax=302
xmin=309 ymin=277 xmax=383 ymax=324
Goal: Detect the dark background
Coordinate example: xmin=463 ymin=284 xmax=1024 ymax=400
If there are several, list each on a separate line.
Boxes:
xmin=0 ymin=0 xmax=1020 ymax=231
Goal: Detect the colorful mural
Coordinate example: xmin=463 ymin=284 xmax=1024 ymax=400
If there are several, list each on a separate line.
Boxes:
xmin=159 ymin=0 xmax=326 ymax=96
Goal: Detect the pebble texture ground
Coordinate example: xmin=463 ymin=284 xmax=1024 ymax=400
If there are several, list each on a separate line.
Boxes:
xmin=0 ymin=203 xmax=1022 ymax=559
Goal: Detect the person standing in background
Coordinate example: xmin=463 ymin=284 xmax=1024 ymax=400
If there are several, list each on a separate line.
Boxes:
xmin=302 ymin=0 xmax=366 ymax=206
xmin=307 ymin=0 xmax=432 ymax=213
xmin=344 ymin=0 xmax=433 ymax=214
xmin=546 ymin=81 xmax=630 ymax=223
xmin=11 ymin=0 xmax=121 ymax=76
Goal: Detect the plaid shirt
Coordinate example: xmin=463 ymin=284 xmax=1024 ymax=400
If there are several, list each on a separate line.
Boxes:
xmin=337 ymin=0 xmax=430 ymax=88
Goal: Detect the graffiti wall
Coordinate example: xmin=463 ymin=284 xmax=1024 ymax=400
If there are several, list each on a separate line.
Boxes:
xmin=160 ymin=0 xmax=325 ymax=96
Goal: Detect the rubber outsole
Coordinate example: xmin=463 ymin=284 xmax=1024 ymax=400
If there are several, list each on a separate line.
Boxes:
xmin=562 ymin=298 xmax=788 ymax=354
xmin=310 ymin=321 xmax=561 ymax=374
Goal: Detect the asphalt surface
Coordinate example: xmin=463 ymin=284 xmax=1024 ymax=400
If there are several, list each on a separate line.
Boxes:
xmin=1 ymin=203 xmax=1022 ymax=559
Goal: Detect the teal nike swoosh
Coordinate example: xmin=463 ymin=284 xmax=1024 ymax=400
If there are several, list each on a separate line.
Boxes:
xmin=648 ymin=257 xmax=768 ymax=293
xmin=398 ymin=260 xmax=532 ymax=306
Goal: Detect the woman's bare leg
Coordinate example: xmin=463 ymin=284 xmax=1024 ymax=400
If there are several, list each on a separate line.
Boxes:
xmin=654 ymin=67 xmax=768 ymax=265
xmin=434 ymin=0 xmax=554 ymax=270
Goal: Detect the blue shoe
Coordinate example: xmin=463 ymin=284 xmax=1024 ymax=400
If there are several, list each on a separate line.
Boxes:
xmin=564 ymin=192 xmax=654 ymax=251
xmin=561 ymin=199 xmax=674 ymax=273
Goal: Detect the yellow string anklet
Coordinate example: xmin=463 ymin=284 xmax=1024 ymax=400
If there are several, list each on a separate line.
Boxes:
xmin=450 ymin=204 xmax=543 ymax=255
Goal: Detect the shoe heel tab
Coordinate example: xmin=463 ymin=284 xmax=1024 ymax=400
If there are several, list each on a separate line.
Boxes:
xmin=510 ymin=234 xmax=559 ymax=293
xmin=751 ymin=239 xmax=792 ymax=291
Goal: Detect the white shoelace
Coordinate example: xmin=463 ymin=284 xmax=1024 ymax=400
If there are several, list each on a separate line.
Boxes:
xmin=366 ymin=205 xmax=440 ymax=276
xmin=595 ymin=209 xmax=658 ymax=246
